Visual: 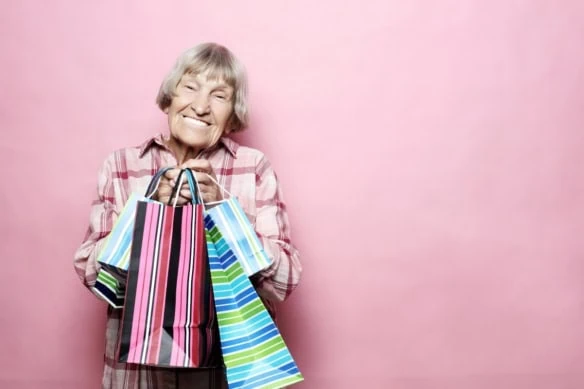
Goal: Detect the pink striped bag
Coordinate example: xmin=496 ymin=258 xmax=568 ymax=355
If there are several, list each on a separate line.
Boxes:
xmin=118 ymin=169 xmax=221 ymax=368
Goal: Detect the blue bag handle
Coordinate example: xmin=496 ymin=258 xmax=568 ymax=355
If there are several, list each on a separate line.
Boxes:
xmin=183 ymin=169 xmax=198 ymax=202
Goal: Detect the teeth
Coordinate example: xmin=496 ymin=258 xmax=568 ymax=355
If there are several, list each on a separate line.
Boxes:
xmin=182 ymin=116 xmax=209 ymax=127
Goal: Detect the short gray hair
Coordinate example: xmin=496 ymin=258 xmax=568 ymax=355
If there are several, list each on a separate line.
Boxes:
xmin=156 ymin=43 xmax=249 ymax=132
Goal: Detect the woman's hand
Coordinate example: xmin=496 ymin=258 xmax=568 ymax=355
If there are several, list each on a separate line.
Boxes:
xmin=155 ymin=161 xmax=222 ymax=205
xmin=154 ymin=168 xmax=189 ymax=205
xmin=178 ymin=159 xmax=223 ymax=204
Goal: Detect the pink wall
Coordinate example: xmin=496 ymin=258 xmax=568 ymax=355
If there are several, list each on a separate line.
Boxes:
xmin=1 ymin=1 xmax=584 ymax=388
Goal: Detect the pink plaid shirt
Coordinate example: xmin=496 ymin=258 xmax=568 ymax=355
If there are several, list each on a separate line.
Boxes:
xmin=74 ymin=134 xmax=302 ymax=389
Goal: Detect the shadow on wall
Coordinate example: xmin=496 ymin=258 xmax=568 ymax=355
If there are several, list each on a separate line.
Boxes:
xmin=277 ymin=293 xmax=313 ymax=387
xmin=233 ymin=127 xmax=317 ymax=386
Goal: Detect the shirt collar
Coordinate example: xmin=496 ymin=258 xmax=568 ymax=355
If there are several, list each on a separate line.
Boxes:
xmin=138 ymin=133 xmax=239 ymax=159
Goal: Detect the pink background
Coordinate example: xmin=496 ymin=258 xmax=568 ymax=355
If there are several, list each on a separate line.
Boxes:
xmin=1 ymin=1 xmax=584 ymax=388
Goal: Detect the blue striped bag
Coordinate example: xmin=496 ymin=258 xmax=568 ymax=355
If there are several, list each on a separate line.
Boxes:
xmin=97 ymin=193 xmax=142 ymax=271
xmin=205 ymin=216 xmax=303 ymax=389
xmin=205 ymin=177 xmax=272 ymax=276
xmin=93 ymin=168 xmax=171 ymax=308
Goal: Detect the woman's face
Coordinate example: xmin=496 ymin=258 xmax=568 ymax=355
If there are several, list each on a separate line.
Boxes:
xmin=166 ymin=71 xmax=235 ymax=154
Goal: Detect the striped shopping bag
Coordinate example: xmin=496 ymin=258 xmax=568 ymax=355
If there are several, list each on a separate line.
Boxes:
xmin=93 ymin=169 xmax=171 ymax=308
xmin=206 ymin=197 xmax=271 ymax=276
xmin=96 ymin=193 xmax=142 ymax=272
xmin=93 ymin=267 xmax=126 ymax=308
xmin=92 ymin=193 xmax=142 ymax=307
xmin=206 ymin=216 xmax=303 ymax=389
xmin=118 ymin=169 xmax=222 ymax=367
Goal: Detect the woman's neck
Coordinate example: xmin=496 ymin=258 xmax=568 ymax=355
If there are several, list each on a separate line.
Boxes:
xmin=165 ymin=137 xmax=202 ymax=164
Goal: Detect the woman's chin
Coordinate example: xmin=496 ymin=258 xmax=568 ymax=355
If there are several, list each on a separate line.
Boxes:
xmin=172 ymin=133 xmax=208 ymax=147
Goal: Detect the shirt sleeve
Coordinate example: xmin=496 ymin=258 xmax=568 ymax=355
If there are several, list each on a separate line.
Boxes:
xmin=73 ymin=155 xmax=120 ymax=296
xmin=251 ymin=155 xmax=302 ymax=303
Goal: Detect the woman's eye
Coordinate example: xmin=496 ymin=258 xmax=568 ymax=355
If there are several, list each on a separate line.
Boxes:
xmin=185 ymin=85 xmax=197 ymax=91
xmin=214 ymin=94 xmax=226 ymax=100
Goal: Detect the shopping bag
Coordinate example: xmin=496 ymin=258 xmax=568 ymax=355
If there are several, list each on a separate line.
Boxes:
xmin=205 ymin=176 xmax=271 ymax=276
xmin=206 ymin=198 xmax=271 ymax=276
xmin=93 ymin=268 xmax=125 ymax=308
xmin=206 ymin=216 xmax=303 ymax=389
xmin=92 ymin=193 xmax=141 ymax=307
xmin=93 ymin=168 xmax=171 ymax=308
xmin=118 ymin=169 xmax=221 ymax=368
xmin=97 ymin=193 xmax=141 ymax=272
xmin=97 ymin=168 xmax=171 ymax=272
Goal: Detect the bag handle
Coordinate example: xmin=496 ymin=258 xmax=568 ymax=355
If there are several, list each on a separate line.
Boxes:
xmin=180 ymin=170 xmax=234 ymax=210
xmin=148 ymin=168 xmax=231 ymax=208
xmin=203 ymin=173 xmax=233 ymax=199
xmin=144 ymin=167 xmax=201 ymax=207
xmin=144 ymin=167 xmax=173 ymax=198
xmin=169 ymin=168 xmax=202 ymax=207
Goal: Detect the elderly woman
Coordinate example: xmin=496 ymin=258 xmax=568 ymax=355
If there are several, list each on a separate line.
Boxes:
xmin=74 ymin=43 xmax=302 ymax=389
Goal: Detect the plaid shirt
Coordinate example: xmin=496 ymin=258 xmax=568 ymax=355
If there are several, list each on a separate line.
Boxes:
xmin=74 ymin=134 xmax=302 ymax=389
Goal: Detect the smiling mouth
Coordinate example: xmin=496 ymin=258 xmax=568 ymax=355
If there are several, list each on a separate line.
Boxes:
xmin=182 ymin=115 xmax=210 ymax=127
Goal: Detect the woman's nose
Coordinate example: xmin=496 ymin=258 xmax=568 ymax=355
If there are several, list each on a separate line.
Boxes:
xmin=191 ymin=95 xmax=210 ymax=115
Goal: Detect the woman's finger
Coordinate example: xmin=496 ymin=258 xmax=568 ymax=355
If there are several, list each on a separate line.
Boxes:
xmin=164 ymin=168 xmax=181 ymax=180
xmin=180 ymin=159 xmax=213 ymax=174
xmin=157 ymin=183 xmax=172 ymax=195
xmin=180 ymin=188 xmax=193 ymax=199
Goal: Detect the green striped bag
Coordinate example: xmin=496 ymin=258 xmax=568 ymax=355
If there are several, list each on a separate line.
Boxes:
xmin=205 ymin=216 xmax=303 ymax=389
xmin=93 ymin=268 xmax=125 ymax=308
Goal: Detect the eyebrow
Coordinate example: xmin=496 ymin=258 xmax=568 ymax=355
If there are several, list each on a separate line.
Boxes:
xmin=212 ymin=86 xmax=231 ymax=92
xmin=181 ymin=77 xmax=198 ymax=86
